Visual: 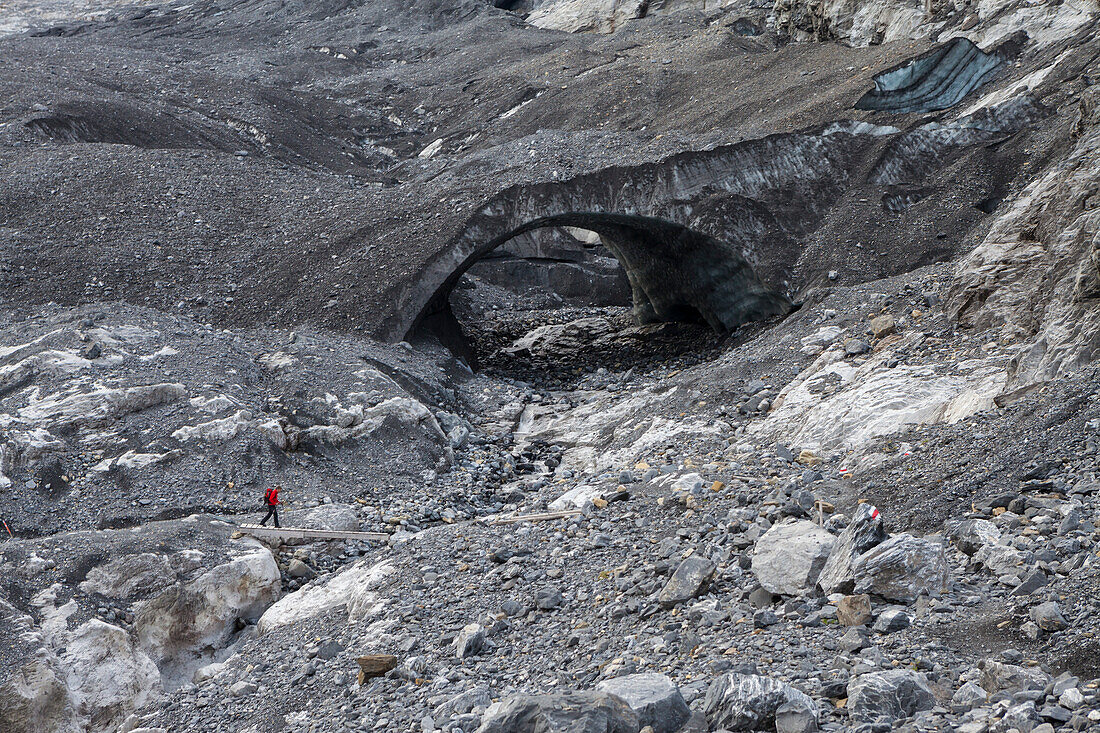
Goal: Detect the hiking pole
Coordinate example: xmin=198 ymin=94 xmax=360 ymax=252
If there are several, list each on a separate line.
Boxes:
xmin=1 ymin=519 xmax=13 ymax=541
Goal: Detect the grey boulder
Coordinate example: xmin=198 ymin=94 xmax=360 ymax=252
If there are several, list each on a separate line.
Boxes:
xmin=704 ymin=673 xmax=816 ymax=731
xmin=851 ymin=533 xmax=950 ymax=603
xmin=476 ymin=691 xmax=639 ymax=733
xmin=596 ymin=673 xmax=690 ymax=733
xmin=1030 ymin=601 xmax=1067 ymax=632
xmin=945 ymin=518 xmax=1001 ymax=556
xmin=658 ymin=556 xmax=715 ymax=608
xmin=817 ymin=503 xmax=887 ymax=594
xmin=979 ymin=660 xmax=1052 ymax=694
xmin=751 ymin=520 xmax=835 ymax=596
xmin=454 ymin=624 xmax=487 ymax=658
xmin=846 ymin=670 xmax=935 ymax=724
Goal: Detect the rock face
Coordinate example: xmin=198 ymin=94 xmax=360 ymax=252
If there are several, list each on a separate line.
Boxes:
xmin=818 ymin=504 xmax=888 ymax=594
xmin=751 ymin=520 xmax=835 ymax=596
xmin=595 ymin=673 xmax=690 ymax=733
xmin=476 ymin=690 xmax=639 ymax=733
xmin=704 ymin=673 xmax=816 ymax=731
xmin=851 ymin=534 xmax=950 ymax=603
xmin=135 ymin=542 xmax=281 ymax=673
xmin=61 ymin=619 xmax=162 ymax=732
xmin=0 ymin=652 xmax=81 ymax=733
xmin=658 ymin=556 xmax=716 ymax=608
xmin=846 ymin=670 xmax=935 ymax=724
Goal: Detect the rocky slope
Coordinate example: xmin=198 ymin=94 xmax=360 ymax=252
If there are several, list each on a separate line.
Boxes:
xmin=2 ymin=0 xmax=1100 ymax=732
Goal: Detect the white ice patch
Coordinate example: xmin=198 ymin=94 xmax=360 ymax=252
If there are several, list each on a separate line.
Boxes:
xmin=257 ymin=560 xmax=393 ymax=633
xmin=754 ymin=339 xmax=1008 ymax=452
xmin=171 ymin=410 xmax=253 ymax=443
xmin=139 ymin=346 xmax=179 ymax=361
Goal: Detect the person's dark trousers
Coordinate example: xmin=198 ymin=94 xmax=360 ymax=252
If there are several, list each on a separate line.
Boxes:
xmin=260 ymin=506 xmax=279 ymax=527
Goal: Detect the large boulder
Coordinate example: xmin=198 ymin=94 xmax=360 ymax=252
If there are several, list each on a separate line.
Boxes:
xmin=704 ymin=673 xmax=816 ymax=731
xmin=476 ymin=690 xmax=639 ymax=733
xmin=0 ymin=651 xmax=82 ymax=733
xmin=258 ymin=559 xmax=392 ymax=633
xmin=846 ymin=670 xmax=935 ymax=724
xmin=294 ymin=503 xmax=360 ymax=532
xmin=979 ymin=660 xmax=1052 ymax=694
xmin=658 ymin=556 xmax=716 ymax=608
xmin=596 ymin=673 xmax=690 ymax=733
xmin=817 ymin=503 xmax=887 ymax=594
xmin=752 ymin=520 xmax=835 ymax=596
xmin=945 ymin=518 xmax=1001 ymax=556
xmin=851 ymin=534 xmax=950 ymax=603
xmin=974 ymin=542 xmax=1032 ymax=576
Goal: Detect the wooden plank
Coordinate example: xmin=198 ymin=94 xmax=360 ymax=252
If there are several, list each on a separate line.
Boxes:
xmin=490 ymin=509 xmax=582 ymax=525
xmin=357 ymin=654 xmax=399 ymax=684
xmin=238 ymin=524 xmax=390 ymax=541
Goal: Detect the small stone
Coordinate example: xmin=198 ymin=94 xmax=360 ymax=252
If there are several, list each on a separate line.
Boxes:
xmin=287 ymin=559 xmax=314 ymax=579
xmin=872 ymin=608 xmax=911 ymax=634
xmin=454 ymin=624 xmax=486 ymax=658
xmin=869 ymin=314 xmax=895 ymax=339
xmin=230 ymin=681 xmax=257 ymax=696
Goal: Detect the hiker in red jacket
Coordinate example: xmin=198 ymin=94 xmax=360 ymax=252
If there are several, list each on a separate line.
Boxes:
xmin=260 ymin=485 xmax=281 ymax=528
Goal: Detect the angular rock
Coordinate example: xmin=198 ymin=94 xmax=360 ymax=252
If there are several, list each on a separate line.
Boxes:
xmin=851 ymin=533 xmax=950 ymax=603
xmin=945 ymin=518 xmax=1001 ymax=556
xmin=476 ymin=690 xmax=639 ymax=733
xmin=287 ymin=559 xmax=314 ymax=579
xmin=837 ymin=594 xmax=872 ymax=626
xmin=975 ymin=542 xmax=1031 ymax=576
xmin=357 ymin=655 xmax=399 ymax=683
xmin=658 ymin=556 xmax=715 ymax=608
xmin=596 ymin=673 xmax=690 ymax=733
xmin=818 ymin=503 xmax=887 ymax=594
xmin=870 ymin=314 xmax=896 ymax=339
xmin=751 ymin=520 xmax=835 ymax=596
xmin=454 ymin=624 xmax=486 ymax=658
xmin=1011 ymin=570 xmax=1049 ymax=597
xmin=846 ymin=669 xmax=935 ymax=723
xmin=703 ymin=673 xmax=815 ymax=731
xmin=838 ymin=626 xmax=869 ymax=653
xmin=979 ymin=660 xmax=1052 ymax=694
xmin=436 ymin=688 xmax=492 ymax=718
xmin=775 ymin=697 xmax=818 ymax=733
xmin=952 ymin=681 xmax=987 ymax=709
xmin=536 ymin=586 xmax=563 ymax=611
xmin=1030 ymin=602 xmax=1067 ymax=632
xmin=871 ymin=608 xmax=911 ymax=634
